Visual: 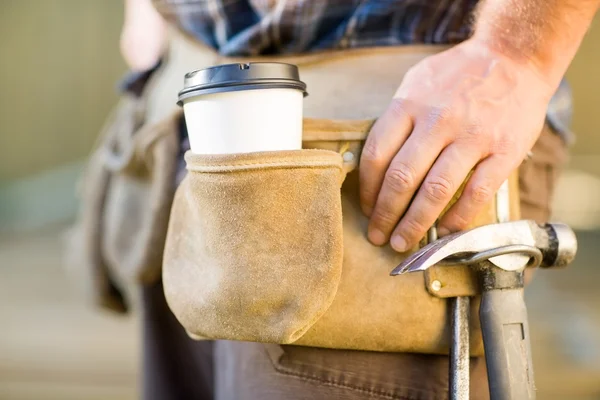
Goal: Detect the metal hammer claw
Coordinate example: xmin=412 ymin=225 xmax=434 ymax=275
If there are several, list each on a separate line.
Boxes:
xmin=391 ymin=220 xmax=577 ymax=400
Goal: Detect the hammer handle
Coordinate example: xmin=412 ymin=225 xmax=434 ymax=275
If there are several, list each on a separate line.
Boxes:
xmin=480 ymin=289 xmax=536 ymax=400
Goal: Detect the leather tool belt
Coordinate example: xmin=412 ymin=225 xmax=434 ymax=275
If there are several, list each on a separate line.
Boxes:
xmin=67 ymin=28 xmax=524 ymax=357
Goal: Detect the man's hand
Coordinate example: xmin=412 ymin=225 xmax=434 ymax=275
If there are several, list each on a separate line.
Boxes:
xmin=359 ymin=38 xmax=552 ymax=252
xmin=359 ymin=0 xmax=600 ymax=252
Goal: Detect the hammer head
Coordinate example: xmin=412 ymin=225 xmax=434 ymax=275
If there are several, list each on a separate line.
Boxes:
xmin=390 ymin=221 xmax=577 ymax=276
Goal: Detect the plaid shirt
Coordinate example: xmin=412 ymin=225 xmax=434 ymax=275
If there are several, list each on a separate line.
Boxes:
xmin=152 ymin=0 xmax=479 ymax=56
xmin=125 ymin=0 xmax=574 ymax=143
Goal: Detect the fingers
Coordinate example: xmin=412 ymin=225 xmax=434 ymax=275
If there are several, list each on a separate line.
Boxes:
xmin=389 ymin=143 xmax=480 ymax=252
xmin=366 ymin=118 xmax=452 ymax=246
xmin=360 ymin=97 xmax=512 ymax=251
xmin=359 ymin=99 xmax=413 ymax=217
xmin=437 ymin=155 xmax=513 ymax=236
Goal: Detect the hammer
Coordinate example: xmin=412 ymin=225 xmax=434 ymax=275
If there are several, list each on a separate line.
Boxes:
xmin=391 ymin=218 xmax=578 ymax=400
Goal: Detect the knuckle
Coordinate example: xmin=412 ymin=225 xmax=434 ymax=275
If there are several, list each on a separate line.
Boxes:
xmin=463 ymin=120 xmax=484 ymax=136
xmin=371 ymin=207 xmax=400 ymax=228
xmin=385 ymin=163 xmax=416 ymax=192
xmin=426 ymin=105 xmax=454 ymax=129
xmin=492 ymin=134 xmax=517 ymax=155
xmin=423 ymin=175 xmax=454 ymax=202
xmin=463 ymin=123 xmax=488 ymax=144
xmin=359 ymin=189 xmax=377 ymax=209
xmin=402 ymin=218 xmax=426 ymax=240
xmin=421 ymin=106 xmax=456 ymax=142
xmin=388 ymin=98 xmax=409 ymax=120
xmin=434 ymin=105 xmax=454 ymax=121
xmin=456 ymin=122 xmax=491 ymax=152
xmin=468 ymin=182 xmax=494 ymax=204
xmin=361 ymin=139 xmax=381 ymax=163
xmin=446 ymin=212 xmax=470 ymax=231
xmin=360 ymin=186 xmax=377 ymax=200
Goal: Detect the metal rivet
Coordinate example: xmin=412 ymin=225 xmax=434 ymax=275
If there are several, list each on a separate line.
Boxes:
xmin=342 ymin=151 xmax=354 ymax=163
xmin=431 ymin=280 xmax=442 ymax=292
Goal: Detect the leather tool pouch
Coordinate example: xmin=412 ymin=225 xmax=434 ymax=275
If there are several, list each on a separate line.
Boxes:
xmin=100 ymin=109 xmax=179 ymax=286
xmin=65 ymin=89 xmax=180 ymax=313
xmin=163 ymin=149 xmax=345 ymax=343
xmin=161 ymin=118 xmax=520 ymax=356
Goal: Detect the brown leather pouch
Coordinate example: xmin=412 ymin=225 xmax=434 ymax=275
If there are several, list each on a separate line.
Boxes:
xmin=65 ymin=91 xmax=180 ymax=313
xmin=100 ymin=109 xmax=180 ymax=285
xmin=161 ymin=118 xmax=521 ymax=356
xmin=163 ymin=149 xmax=345 ymax=343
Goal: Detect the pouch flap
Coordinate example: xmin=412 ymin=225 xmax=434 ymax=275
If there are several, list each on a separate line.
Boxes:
xmin=163 ymin=149 xmax=345 ymax=343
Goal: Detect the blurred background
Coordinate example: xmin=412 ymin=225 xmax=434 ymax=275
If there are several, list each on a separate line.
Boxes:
xmin=1 ymin=1 xmax=599 ymax=399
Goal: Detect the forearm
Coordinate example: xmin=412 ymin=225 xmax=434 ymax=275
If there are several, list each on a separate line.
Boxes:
xmin=472 ymin=0 xmax=600 ymax=86
xmin=121 ymin=0 xmax=167 ymax=71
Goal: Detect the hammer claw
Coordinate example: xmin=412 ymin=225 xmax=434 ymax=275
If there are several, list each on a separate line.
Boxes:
xmin=390 ymin=232 xmax=466 ymax=275
xmin=390 ymin=220 xmax=543 ymax=275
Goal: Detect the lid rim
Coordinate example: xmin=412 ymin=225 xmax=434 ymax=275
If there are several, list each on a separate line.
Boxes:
xmin=178 ymin=62 xmax=308 ymax=106
xmin=177 ymin=81 xmax=308 ymax=105
xmin=179 ymin=78 xmax=306 ymax=95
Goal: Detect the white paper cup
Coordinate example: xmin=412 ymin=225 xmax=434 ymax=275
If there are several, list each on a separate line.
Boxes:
xmin=178 ymin=63 xmax=307 ymax=155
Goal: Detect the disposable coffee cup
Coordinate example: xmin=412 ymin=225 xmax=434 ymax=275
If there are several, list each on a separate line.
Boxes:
xmin=178 ymin=62 xmax=307 ymax=154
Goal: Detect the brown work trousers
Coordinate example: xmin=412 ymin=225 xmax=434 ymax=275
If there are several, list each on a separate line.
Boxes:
xmin=141 ymin=124 xmax=567 ymax=400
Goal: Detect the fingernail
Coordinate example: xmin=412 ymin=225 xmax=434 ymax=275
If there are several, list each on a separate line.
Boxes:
xmin=437 ymin=227 xmax=450 ymax=237
xmin=368 ymin=228 xmax=386 ymax=246
xmin=391 ymin=235 xmax=408 ymax=252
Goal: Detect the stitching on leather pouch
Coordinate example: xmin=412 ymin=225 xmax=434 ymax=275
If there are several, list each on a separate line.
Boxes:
xmin=188 ymin=160 xmax=343 ymax=172
xmin=263 ymin=345 xmax=440 ymax=400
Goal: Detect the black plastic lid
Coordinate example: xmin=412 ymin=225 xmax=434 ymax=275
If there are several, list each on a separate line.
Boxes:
xmin=177 ymin=62 xmax=308 ymax=105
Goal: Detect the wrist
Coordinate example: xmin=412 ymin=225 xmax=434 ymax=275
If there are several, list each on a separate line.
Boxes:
xmin=469 ymin=0 xmax=600 ymax=92
xmin=466 ymin=33 xmax=562 ymax=91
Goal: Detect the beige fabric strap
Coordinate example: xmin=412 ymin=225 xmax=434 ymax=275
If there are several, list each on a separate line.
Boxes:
xmin=302 ymin=118 xmax=374 ymax=178
xmin=303 ymin=118 xmax=375 ymax=142
xmin=144 ymin=27 xmax=449 ymax=127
